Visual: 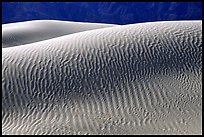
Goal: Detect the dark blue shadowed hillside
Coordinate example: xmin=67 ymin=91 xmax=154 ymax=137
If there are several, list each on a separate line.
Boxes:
xmin=2 ymin=2 xmax=202 ymax=25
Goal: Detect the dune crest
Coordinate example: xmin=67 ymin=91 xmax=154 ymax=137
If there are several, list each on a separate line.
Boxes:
xmin=2 ymin=20 xmax=202 ymax=135
xmin=2 ymin=20 xmax=118 ymax=48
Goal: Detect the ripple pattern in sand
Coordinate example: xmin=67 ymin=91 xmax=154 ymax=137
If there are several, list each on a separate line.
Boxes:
xmin=2 ymin=21 xmax=202 ymax=135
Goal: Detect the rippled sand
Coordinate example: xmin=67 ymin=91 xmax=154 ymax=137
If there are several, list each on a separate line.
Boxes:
xmin=2 ymin=20 xmax=202 ymax=135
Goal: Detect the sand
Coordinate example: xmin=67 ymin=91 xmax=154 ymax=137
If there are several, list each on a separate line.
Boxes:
xmin=2 ymin=20 xmax=118 ymax=48
xmin=2 ymin=20 xmax=202 ymax=135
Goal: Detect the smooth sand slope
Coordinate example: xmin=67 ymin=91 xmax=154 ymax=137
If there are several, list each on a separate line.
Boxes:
xmin=2 ymin=20 xmax=118 ymax=48
xmin=2 ymin=21 xmax=202 ymax=135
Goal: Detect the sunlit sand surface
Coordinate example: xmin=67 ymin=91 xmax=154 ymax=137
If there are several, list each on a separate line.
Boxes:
xmin=2 ymin=20 xmax=202 ymax=135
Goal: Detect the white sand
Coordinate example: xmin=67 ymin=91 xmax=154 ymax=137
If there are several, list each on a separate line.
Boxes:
xmin=2 ymin=20 xmax=118 ymax=48
xmin=2 ymin=20 xmax=202 ymax=135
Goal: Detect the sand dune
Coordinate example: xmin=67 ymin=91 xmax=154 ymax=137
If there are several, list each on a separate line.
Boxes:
xmin=2 ymin=20 xmax=118 ymax=48
xmin=2 ymin=20 xmax=202 ymax=135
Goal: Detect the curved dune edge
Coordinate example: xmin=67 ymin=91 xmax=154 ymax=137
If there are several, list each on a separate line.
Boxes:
xmin=2 ymin=20 xmax=119 ymax=48
xmin=2 ymin=21 xmax=202 ymax=135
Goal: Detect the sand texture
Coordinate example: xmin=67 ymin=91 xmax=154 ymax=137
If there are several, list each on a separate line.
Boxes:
xmin=2 ymin=20 xmax=202 ymax=135
xmin=2 ymin=20 xmax=117 ymax=48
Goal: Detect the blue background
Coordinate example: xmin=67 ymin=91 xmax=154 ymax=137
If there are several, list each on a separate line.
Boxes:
xmin=2 ymin=2 xmax=202 ymax=25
